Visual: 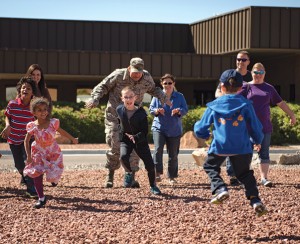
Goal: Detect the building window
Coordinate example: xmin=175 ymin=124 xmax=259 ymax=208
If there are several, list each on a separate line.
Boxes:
xmin=274 ymin=85 xmax=281 ymax=96
xmin=290 ymin=84 xmax=295 ymax=102
xmin=194 ymin=90 xmax=214 ymax=106
xmin=48 ymin=88 xmax=57 ymax=101
xmin=6 ymin=87 xmax=17 ymax=101
xmin=77 ymin=88 xmax=92 ymax=103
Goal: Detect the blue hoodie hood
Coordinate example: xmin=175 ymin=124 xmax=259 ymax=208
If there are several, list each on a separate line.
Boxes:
xmin=206 ymin=94 xmax=252 ymax=118
xmin=194 ymin=94 xmax=263 ymax=155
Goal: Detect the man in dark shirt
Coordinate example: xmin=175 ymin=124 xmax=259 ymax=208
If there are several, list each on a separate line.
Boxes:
xmin=214 ymin=51 xmax=252 ymax=185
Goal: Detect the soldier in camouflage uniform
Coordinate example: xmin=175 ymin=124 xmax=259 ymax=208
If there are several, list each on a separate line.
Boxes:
xmin=85 ymin=57 xmax=172 ymax=188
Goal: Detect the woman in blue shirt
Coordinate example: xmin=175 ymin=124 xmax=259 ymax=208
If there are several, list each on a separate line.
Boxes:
xmin=149 ymin=74 xmax=188 ymax=183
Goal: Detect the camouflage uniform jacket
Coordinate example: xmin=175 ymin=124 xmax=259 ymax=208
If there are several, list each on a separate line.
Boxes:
xmin=91 ymin=68 xmax=169 ymax=119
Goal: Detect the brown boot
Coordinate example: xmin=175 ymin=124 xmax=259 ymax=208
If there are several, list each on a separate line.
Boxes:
xmin=105 ymin=170 xmax=114 ymax=188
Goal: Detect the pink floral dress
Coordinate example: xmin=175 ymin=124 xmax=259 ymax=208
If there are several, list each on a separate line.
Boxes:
xmin=24 ymin=118 xmax=63 ymax=184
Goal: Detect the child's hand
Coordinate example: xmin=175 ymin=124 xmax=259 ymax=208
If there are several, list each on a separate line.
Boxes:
xmin=205 ymin=133 xmax=213 ymax=141
xmin=254 ymin=144 xmax=261 ymax=152
xmin=72 ymin=138 xmax=79 ymax=144
xmin=171 ymin=108 xmax=181 ymax=116
xmin=125 ymin=133 xmax=135 ymax=144
xmin=0 ymin=125 xmax=11 ymax=139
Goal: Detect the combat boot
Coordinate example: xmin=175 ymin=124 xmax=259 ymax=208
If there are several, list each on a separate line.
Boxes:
xmin=105 ymin=170 xmax=114 ymax=188
xmin=131 ymin=171 xmax=140 ymax=188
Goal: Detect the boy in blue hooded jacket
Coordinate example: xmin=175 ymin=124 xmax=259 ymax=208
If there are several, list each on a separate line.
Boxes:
xmin=194 ymin=69 xmax=268 ymax=217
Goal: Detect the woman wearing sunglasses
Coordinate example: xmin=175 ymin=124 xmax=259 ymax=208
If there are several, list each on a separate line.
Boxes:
xmin=238 ymin=62 xmax=296 ymax=187
xmin=149 ymin=74 xmax=188 ymax=184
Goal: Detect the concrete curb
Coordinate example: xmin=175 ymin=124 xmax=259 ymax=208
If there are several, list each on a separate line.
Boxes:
xmin=1 ymin=148 xmax=299 ymax=156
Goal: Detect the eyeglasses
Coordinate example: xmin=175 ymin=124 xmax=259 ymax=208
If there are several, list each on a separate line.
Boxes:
xmin=163 ymin=82 xmax=173 ymax=85
xmin=236 ymin=58 xmax=248 ymax=62
xmin=253 ymin=70 xmax=265 ymax=75
xmin=123 ymin=96 xmax=135 ymax=100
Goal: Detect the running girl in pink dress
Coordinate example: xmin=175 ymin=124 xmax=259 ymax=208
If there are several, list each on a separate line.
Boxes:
xmin=24 ymin=97 xmax=78 ymax=209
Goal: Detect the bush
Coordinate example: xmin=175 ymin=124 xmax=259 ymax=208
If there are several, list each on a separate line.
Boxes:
xmin=1 ymin=102 xmax=300 ymax=145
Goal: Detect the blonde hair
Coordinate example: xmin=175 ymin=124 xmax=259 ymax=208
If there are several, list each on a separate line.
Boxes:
xmin=121 ymin=86 xmax=135 ymax=95
xmin=252 ymin=62 xmax=265 ymax=71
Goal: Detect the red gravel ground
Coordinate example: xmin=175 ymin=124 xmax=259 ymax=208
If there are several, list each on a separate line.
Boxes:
xmin=0 ymin=168 xmax=300 ymax=243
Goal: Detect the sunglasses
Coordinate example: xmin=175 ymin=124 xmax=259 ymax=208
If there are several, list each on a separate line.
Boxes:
xmin=253 ymin=70 xmax=265 ymax=75
xmin=236 ymin=58 xmax=248 ymax=62
xmin=163 ymin=82 xmax=173 ymax=85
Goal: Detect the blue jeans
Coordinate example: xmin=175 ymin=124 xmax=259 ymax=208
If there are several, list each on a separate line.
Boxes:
xmin=226 ymin=132 xmax=272 ymax=176
xmin=153 ymin=131 xmax=180 ymax=178
xmin=257 ymin=133 xmax=271 ymax=164
xmin=9 ymin=139 xmax=35 ymax=192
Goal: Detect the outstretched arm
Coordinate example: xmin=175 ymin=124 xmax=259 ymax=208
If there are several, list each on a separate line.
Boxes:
xmin=57 ymin=127 xmax=79 ymax=144
xmin=277 ymin=101 xmax=296 ymax=126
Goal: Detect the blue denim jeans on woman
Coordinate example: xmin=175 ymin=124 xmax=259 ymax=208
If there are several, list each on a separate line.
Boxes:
xmin=153 ymin=131 xmax=180 ymax=178
xmin=226 ymin=132 xmax=272 ymax=176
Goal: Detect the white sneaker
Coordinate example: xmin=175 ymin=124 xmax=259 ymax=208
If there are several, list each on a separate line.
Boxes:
xmin=261 ymin=178 xmax=272 ymax=187
xmin=169 ymin=178 xmax=177 ymax=184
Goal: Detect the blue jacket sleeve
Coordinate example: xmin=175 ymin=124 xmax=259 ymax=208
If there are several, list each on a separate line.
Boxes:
xmin=149 ymin=97 xmax=160 ymax=116
xmin=245 ymin=104 xmax=264 ymax=145
xmin=193 ymin=108 xmax=213 ymax=139
xmin=178 ymin=94 xmax=188 ymax=117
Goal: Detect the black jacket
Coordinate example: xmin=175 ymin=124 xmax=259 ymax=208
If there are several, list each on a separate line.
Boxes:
xmin=116 ymin=104 xmax=149 ymax=144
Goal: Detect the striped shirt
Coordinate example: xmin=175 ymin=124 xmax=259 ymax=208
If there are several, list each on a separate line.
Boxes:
xmin=4 ymin=98 xmax=34 ymax=145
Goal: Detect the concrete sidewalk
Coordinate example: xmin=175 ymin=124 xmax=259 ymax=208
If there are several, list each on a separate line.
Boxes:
xmin=1 ymin=143 xmax=300 ymax=155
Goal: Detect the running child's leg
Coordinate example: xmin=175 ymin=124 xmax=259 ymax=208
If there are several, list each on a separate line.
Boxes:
xmin=34 ymin=174 xmax=44 ymax=199
xmin=229 ymin=154 xmax=258 ymax=199
xmin=135 ymin=143 xmax=156 ymax=187
xmin=203 ymin=154 xmax=227 ymax=194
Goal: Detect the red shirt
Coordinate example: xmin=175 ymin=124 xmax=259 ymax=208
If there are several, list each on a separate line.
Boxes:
xmin=4 ymin=98 xmax=34 ymax=145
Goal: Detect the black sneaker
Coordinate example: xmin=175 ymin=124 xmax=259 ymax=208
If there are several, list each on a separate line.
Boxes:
xmin=51 ymin=183 xmax=58 ymax=187
xmin=229 ymin=176 xmax=240 ymax=186
xmin=26 ymin=189 xmax=38 ymax=198
xmin=34 ymin=198 xmax=47 ymax=209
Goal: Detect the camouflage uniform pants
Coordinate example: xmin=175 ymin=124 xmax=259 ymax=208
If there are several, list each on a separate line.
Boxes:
xmin=105 ymin=116 xmax=140 ymax=171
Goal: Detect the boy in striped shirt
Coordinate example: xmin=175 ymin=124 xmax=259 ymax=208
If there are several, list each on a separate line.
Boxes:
xmin=1 ymin=77 xmax=37 ymax=198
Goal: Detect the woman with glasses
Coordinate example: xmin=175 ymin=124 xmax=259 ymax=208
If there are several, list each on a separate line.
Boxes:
xmin=149 ymin=74 xmax=188 ymax=184
xmin=238 ymin=62 xmax=296 ymax=187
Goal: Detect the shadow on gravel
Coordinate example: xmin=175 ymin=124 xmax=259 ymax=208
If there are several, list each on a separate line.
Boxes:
xmin=139 ymin=193 xmax=207 ymax=203
xmin=47 ymin=196 xmax=135 ymax=213
xmin=244 ymin=235 xmax=300 ymax=242
xmin=0 ymin=187 xmax=26 ymax=198
xmin=159 ymin=183 xmax=211 ymax=190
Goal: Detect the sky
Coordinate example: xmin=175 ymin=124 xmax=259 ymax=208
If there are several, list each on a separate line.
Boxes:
xmin=0 ymin=0 xmax=299 ymax=24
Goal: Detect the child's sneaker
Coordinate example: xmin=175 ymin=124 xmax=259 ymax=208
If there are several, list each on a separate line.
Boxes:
xmin=211 ymin=186 xmax=229 ymax=204
xmin=229 ymin=176 xmax=239 ymax=186
xmin=261 ymin=178 xmax=273 ymax=187
xmin=34 ymin=197 xmax=47 ymax=209
xmin=251 ymin=197 xmax=268 ymax=217
xmin=123 ymin=172 xmax=133 ymax=187
xmin=26 ymin=189 xmax=38 ymax=198
xmin=150 ymin=185 xmax=161 ymax=195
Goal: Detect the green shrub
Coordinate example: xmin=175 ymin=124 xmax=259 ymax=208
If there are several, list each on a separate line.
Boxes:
xmin=1 ymin=102 xmax=300 ymax=145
